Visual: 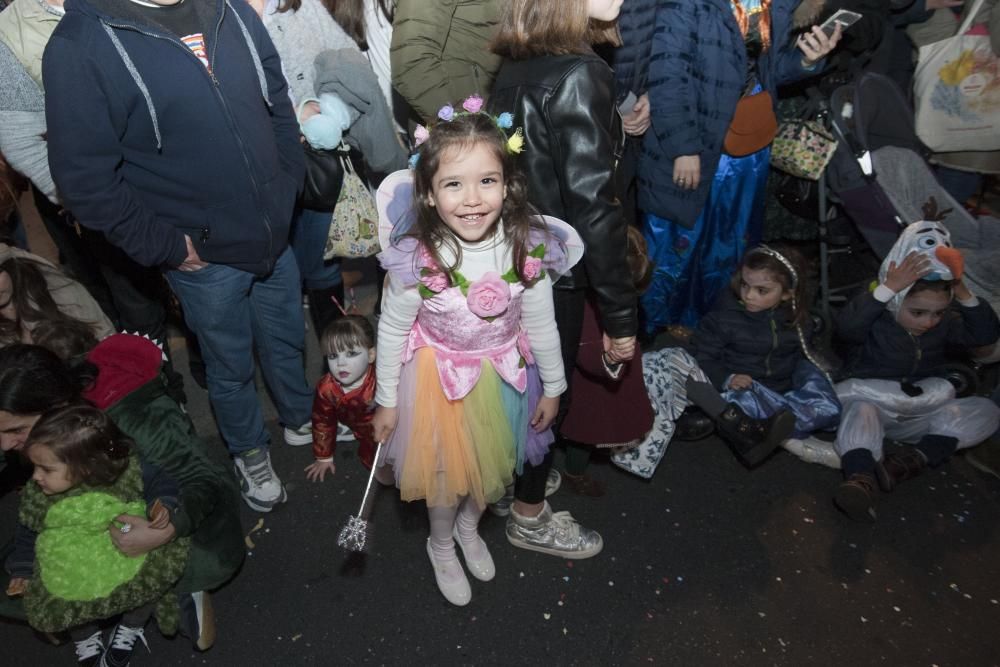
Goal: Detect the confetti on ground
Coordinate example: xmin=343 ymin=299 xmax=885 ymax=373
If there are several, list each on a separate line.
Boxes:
xmin=677 ymin=576 xmax=684 ymax=582
xmin=609 ymin=581 xmax=615 ymax=587
xmin=519 ymin=572 xmax=525 ymax=578
xmin=778 ymin=638 xmax=786 ymax=648
xmin=758 ymin=612 xmax=766 ymax=618
xmin=849 ymin=543 xmax=857 ymax=549
xmin=803 ymin=518 xmax=815 ymax=524
xmin=558 ymin=601 xmax=564 ymax=607
xmin=543 ymin=613 xmax=551 ymax=620
xmin=244 ymin=518 xmax=265 ymax=549
xmin=893 ymin=606 xmax=901 ymax=612
xmin=562 ymin=628 xmax=568 ymax=636
xmin=775 ymin=577 xmax=782 ymax=582
xmin=990 ymin=599 xmax=998 ymax=605
xmin=291 ymin=634 xmax=302 ymax=642
xmin=860 ymin=616 xmax=868 ymax=623
xmin=964 ymin=593 xmax=972 ymax=599
xmin=563 ymin=576 xmax=570 ymax=582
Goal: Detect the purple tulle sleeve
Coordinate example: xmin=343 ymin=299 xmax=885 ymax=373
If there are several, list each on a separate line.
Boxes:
xmin=377 ymin=236 xmax=423 ymax=288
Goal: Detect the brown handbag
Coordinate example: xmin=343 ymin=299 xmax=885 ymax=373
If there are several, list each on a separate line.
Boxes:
xmin=723 ymin=90 xmax=778 ymax=157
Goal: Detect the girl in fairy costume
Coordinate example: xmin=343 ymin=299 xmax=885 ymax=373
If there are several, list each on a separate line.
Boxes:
xmin=371 ymin=101 xmax=582 ymax=606
xmin=9 ymin=404 xmax=189 ymax=666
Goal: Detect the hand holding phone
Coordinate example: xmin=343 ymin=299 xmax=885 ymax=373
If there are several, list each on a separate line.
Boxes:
xmin=820 ymin=9 xmax=862 ymax=37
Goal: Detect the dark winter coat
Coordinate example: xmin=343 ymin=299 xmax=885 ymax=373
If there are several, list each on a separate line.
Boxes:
xmin=836 ymin=290 xmax=1000 ymax=381
xmin=611 ymin=0 xmax=657 ymax=105
xmin=83 ymin=335 xmax=245 ymax=594
xmin=638 ymin=0 xmax=822 ymax=228
xmin=692 ymin=291 xmax=807 ymax=393
xmin=44 ymin=0 xmax=304 ymax=275
xmin=490 ymin=51 xmax=637 ymax=339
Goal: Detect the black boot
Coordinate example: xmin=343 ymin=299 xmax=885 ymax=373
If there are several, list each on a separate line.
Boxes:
xmin=716 ymin=404 xmax=795 ymax=468
xmin=307 ymin=283 xmax=345 ymax=341
xmin=673 ymin=407 xmax=715 ymax=441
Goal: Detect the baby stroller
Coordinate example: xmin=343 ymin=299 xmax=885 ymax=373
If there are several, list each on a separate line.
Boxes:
xmin=817 ymin=72 xmax=1000 ymax=394
xmin=824 ymin=72 xmax=1000 ymax=312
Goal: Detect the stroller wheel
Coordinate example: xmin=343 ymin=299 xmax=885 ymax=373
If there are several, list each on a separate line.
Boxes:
xmin=938 ymin=363 xmax=979 ymax=398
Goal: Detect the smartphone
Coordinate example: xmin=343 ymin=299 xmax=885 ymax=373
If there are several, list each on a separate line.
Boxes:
xmin=618 ymin=90 xmax=638 ymax=116
xmin=820 ymin=9 xmax=862 ymax=37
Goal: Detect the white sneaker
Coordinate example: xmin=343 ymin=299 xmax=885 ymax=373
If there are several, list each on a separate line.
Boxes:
xmin=545 ymin=468 xmax=561 ymax=497
xmin=283 ymin=422 xmax=313 ymax=446
xmin=782 ymin=437 xmax=841 ymax=469
xmin=336 ymin=423 xmax=355 ymax=442
xmin=234 ymin=448 xmax=287 ymax=512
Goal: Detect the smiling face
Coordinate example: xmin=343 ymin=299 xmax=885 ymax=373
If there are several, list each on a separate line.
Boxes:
xmin=587 ymin=0 xmax=624 ymax=21
xmin=327 ymin=345 xmax=375 ymax=390
xmin=27 ymin=443 xmax=75 ymax=495
xmin=896 ymin=288 xmax=951 ymax=336
xmin=739 ymin=267 xmax=790 ymax=313
xmin=0 ymin=411 xmax=40 ymax=452
xmin=427 ymin=141 xmax=507 ymax=244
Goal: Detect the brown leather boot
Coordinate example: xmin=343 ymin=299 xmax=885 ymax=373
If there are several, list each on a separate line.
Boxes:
xmin=833 ymin=473 xmax=878 ymax=522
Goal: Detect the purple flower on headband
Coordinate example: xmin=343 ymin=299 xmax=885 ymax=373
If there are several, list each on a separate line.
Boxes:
xmin=497 ymin=112 xmax=514 ymax=129
xmin=462 ymin=95 xmax=485 ymax=113
xmin=414 ymin=124 xmax=429 ymax=146
xmin=437 ymin=105 xmax=455 ymax=121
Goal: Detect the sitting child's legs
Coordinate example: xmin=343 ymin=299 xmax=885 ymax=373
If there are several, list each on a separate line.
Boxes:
xmin=833 ymin=400 xmax=884 ymax=522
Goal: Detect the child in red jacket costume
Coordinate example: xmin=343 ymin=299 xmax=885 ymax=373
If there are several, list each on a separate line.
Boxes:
xmin=305 ymin=316 xmax=378 ymax=482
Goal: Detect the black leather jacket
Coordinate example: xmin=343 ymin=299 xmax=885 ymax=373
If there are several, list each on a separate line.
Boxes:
xmin=489 ymin=51 xmax=638 ymax=339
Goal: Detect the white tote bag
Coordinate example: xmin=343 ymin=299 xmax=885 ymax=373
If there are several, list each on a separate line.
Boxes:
xmin=913 ymin=0 xmax=1000 ymax=152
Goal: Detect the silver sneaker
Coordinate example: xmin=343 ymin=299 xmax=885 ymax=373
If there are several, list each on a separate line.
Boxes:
xmin=506 ymin=501 xmax=603 ymax=559
xmin=234 ymin=448 xmax=287 ymax=512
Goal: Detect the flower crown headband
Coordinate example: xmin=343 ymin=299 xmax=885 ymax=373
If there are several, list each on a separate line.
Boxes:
xmin=408 ymin=95 xmax=524 ymax=169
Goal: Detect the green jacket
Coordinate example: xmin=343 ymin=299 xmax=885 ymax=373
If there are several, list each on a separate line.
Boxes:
xmin=104 ymin=376 xmax=245 ymax=593
xmin=83 ymin=333 xmax=245 ymax=593
xmin=390 ymin=0 xmax=502 ymax=123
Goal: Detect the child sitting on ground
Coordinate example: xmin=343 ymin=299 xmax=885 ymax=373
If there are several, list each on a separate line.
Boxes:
xmin=832 ymin=221 xmax=1000 ymax=521
xmin=689 ymin=244 xmax=841 ymax=467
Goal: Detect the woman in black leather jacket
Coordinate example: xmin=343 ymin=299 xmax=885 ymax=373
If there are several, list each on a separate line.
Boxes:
xmin=488 ymin=0 xmax=636 ymax=560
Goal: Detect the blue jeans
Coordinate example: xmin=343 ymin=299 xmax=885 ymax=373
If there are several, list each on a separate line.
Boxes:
xmin=290 ymin=207 xmax=342 ymax=290
xmin=165 ymin=248 xmax=313 ymax=455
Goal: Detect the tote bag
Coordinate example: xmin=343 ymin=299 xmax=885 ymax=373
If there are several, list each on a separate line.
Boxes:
xmin=913 ymin=0 xmax=1000 ymax=152
xmin=323 ymin=150 xmax=380 ymax=260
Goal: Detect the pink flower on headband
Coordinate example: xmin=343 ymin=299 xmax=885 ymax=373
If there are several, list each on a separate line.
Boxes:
xmin=438 ymin=105 xmax=455 ymax=121
xmin=414 ymin=124 xmax=429 ymax=146
xmin=462 ymin=95 xmax=484 ymax=114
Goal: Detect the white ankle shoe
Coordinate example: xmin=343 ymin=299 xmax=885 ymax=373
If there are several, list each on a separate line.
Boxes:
xmin=452 ymin=525 xmax=495 ymax=582
xmin=426 ymin=539 xmax=471 ymax=606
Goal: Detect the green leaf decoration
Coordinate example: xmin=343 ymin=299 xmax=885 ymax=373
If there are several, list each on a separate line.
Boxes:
xmin=418 ymin=284 xmax=436 ymax=299
xmin=529 ymin=243 xmax=546 ymax=259
xmin=500 ymin=267 xmax=520 ymax=284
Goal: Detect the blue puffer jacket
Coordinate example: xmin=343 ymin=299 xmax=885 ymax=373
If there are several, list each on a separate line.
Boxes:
xmin=638 ymin=0 xmax=820 ymax=228
xmin=611 ymin=0 xmax=657 ymax=104
xmin=44 ymin=0 xmax=304 ymax=275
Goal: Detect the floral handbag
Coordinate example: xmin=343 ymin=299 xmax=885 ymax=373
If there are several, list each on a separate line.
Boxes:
xmin=770 ymin=119 xmax=839 ymax=181
xmin=323 ymin=148 xmax=380 ymax=260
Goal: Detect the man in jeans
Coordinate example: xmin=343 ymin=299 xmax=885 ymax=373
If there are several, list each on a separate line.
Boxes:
xmin=44 ymin=0 xmax=313 ymax=511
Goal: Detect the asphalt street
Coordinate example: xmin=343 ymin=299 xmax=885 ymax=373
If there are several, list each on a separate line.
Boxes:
xmin=3 ymin=313 xmax=1000 ymax=666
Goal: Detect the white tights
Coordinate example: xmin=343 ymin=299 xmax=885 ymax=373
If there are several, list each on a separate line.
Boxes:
xmin=427 ymin=496 xmax=486 ymax=581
